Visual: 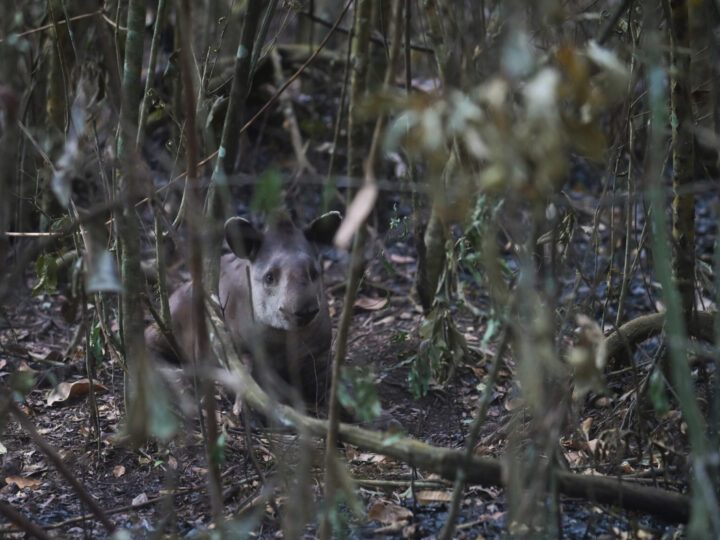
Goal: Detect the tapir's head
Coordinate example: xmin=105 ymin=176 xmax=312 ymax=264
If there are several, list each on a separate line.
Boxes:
xmin=224 ymin=212 xmax=341 ymax=330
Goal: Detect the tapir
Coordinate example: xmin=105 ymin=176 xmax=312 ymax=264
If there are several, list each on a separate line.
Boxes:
xmin=145 ymin=211 xmax=342 ymax=407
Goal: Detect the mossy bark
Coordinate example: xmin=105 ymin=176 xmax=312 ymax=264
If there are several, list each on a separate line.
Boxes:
xmin=116 ymin=0 xmax=161 ymax=445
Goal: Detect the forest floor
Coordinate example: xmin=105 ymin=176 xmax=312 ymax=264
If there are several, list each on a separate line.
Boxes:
xmin=1 ymin=185 xmax=709 ymax=538
xmin=1 ymin=47 xmax=716 ymax=538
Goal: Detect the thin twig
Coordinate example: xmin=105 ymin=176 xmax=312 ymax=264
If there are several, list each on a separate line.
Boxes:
xmin=44 ymin=482 xmax=238 ymax=529
xmin=299 ymin=10 xmax=434 ymax=54
xmin=0 ymin=10 xmax=101 ymax=42
xmin=0 ymin=499 xmax=52 ymax=540
xmin=439 ymin=328 xmax=509 ymax=540
xmin=178 ymin=0 xmax=223 ymax=523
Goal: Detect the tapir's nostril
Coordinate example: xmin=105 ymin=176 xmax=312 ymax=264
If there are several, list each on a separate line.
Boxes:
xmin=294 ymin=306 xmax=319 ymax=324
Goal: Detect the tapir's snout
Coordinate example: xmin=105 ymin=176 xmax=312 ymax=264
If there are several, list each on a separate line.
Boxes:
xmin=273 ymin=262 xmax=323 ymax=327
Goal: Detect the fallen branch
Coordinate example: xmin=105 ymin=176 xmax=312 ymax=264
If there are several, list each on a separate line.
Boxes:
xmin=605 ymin=311 xmax=715 ymax=364
xmin=207 ymin=308 xmax=692 ymax=524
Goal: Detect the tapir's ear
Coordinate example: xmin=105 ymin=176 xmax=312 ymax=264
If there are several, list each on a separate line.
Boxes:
xmin=225 ymin=217 xmax=263 ymax=259
xmin=304 ymin=211 xmax=342 ymax=246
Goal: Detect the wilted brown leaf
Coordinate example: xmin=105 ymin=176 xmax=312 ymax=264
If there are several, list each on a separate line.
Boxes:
xmin=47 ymin=379 xmax=108 ymax=406
xmin=367 ymin=499 xmax=413 ymax=525
xmin=504 ymin=396 xmax=523 ymax=411
xmin=415 ymin=490 xmax=452 ymax=504
xmin=593 ymin=396 xmax=613 ymax=408
xmin=569 ymin=314 xmax=607 ymax=401
xmin=18 ymin=361 xmax=38 ymax=374
xmin=5 ymin=475 xmax=42 ymax=490
xmin=131 ymin=493 xmax=149 ymax=506
xmin=353 ymin=452 xmax=387 ymax=464
xmin=564 ymin=450 xmax=584 ymax=468
xmin=587 ymin=439 xmax=601 ymax=455
xmin=334 ymin=180 xmax=378 ymax=249
xmin=354 ymin=296 xmax=388 ymax=311
xmin=389 ymin=253 xmax=414 ymax=264
xmin=478 ymin=511 xmax=506 ymax=523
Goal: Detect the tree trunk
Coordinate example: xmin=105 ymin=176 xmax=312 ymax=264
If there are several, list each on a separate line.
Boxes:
xmin=346 ymin=0 xmax=374 ymax=179
xmin=410 ymin=0 xmax=464 ymax=311
xmin=178 ymin=0 xmax=223 ymax=522
xmin=204 ymin=0 xmax=265 ymax=292
xmin=667 ymin=0 xmax=696 ymax=322
xmin=116 ymin=0 xmax=175 ymax=445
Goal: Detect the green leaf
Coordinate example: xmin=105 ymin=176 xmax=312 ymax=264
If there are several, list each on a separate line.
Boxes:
xmin=379 ymin=251 xmax=397 ymax=276
xmin=381 ymin=433 xmax=404 ymax=447
xmin=339 ymin=366 xmax=382 ymax=423
xmin=32 ymin=254 xmax=58 ymax=297
xmin=649 ymin=368 xmax=670 ymax=417
xmin=409 ymin=343 xmax=433 ymax=399
xmin=9 ymin=370 xmax=35 ymax=398
xmin=480 ymin=317 xmax=500 ymax=349
xmin=251 ymin=169 xmax=284 ymax=215
xmin=90 ymin=322 xmax=104 ymax=365
xmin=211 ymin=433 xmax=227 ymax=466
xmin=390 ymin=329 xmax=409 ymax=344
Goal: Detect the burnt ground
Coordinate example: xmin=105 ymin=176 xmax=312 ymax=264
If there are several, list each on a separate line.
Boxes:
xmin=0 ymin=190 xmax=710 ymax=539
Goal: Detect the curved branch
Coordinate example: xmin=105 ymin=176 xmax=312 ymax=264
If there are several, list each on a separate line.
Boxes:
xmin=605 ymin=311 xmax=715 ymax=364
xmin=207 ymin=307 xmax=692 ymax=525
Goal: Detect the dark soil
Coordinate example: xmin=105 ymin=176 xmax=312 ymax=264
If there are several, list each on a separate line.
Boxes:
xmin=1 ymin=197 xmax=704 ymax=538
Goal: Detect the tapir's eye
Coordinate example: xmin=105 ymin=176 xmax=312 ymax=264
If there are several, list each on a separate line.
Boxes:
xmin=264 ymin=272 xmax=275 ymax=285
xmin=309 ymin=266 xmax=319 ymax=281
